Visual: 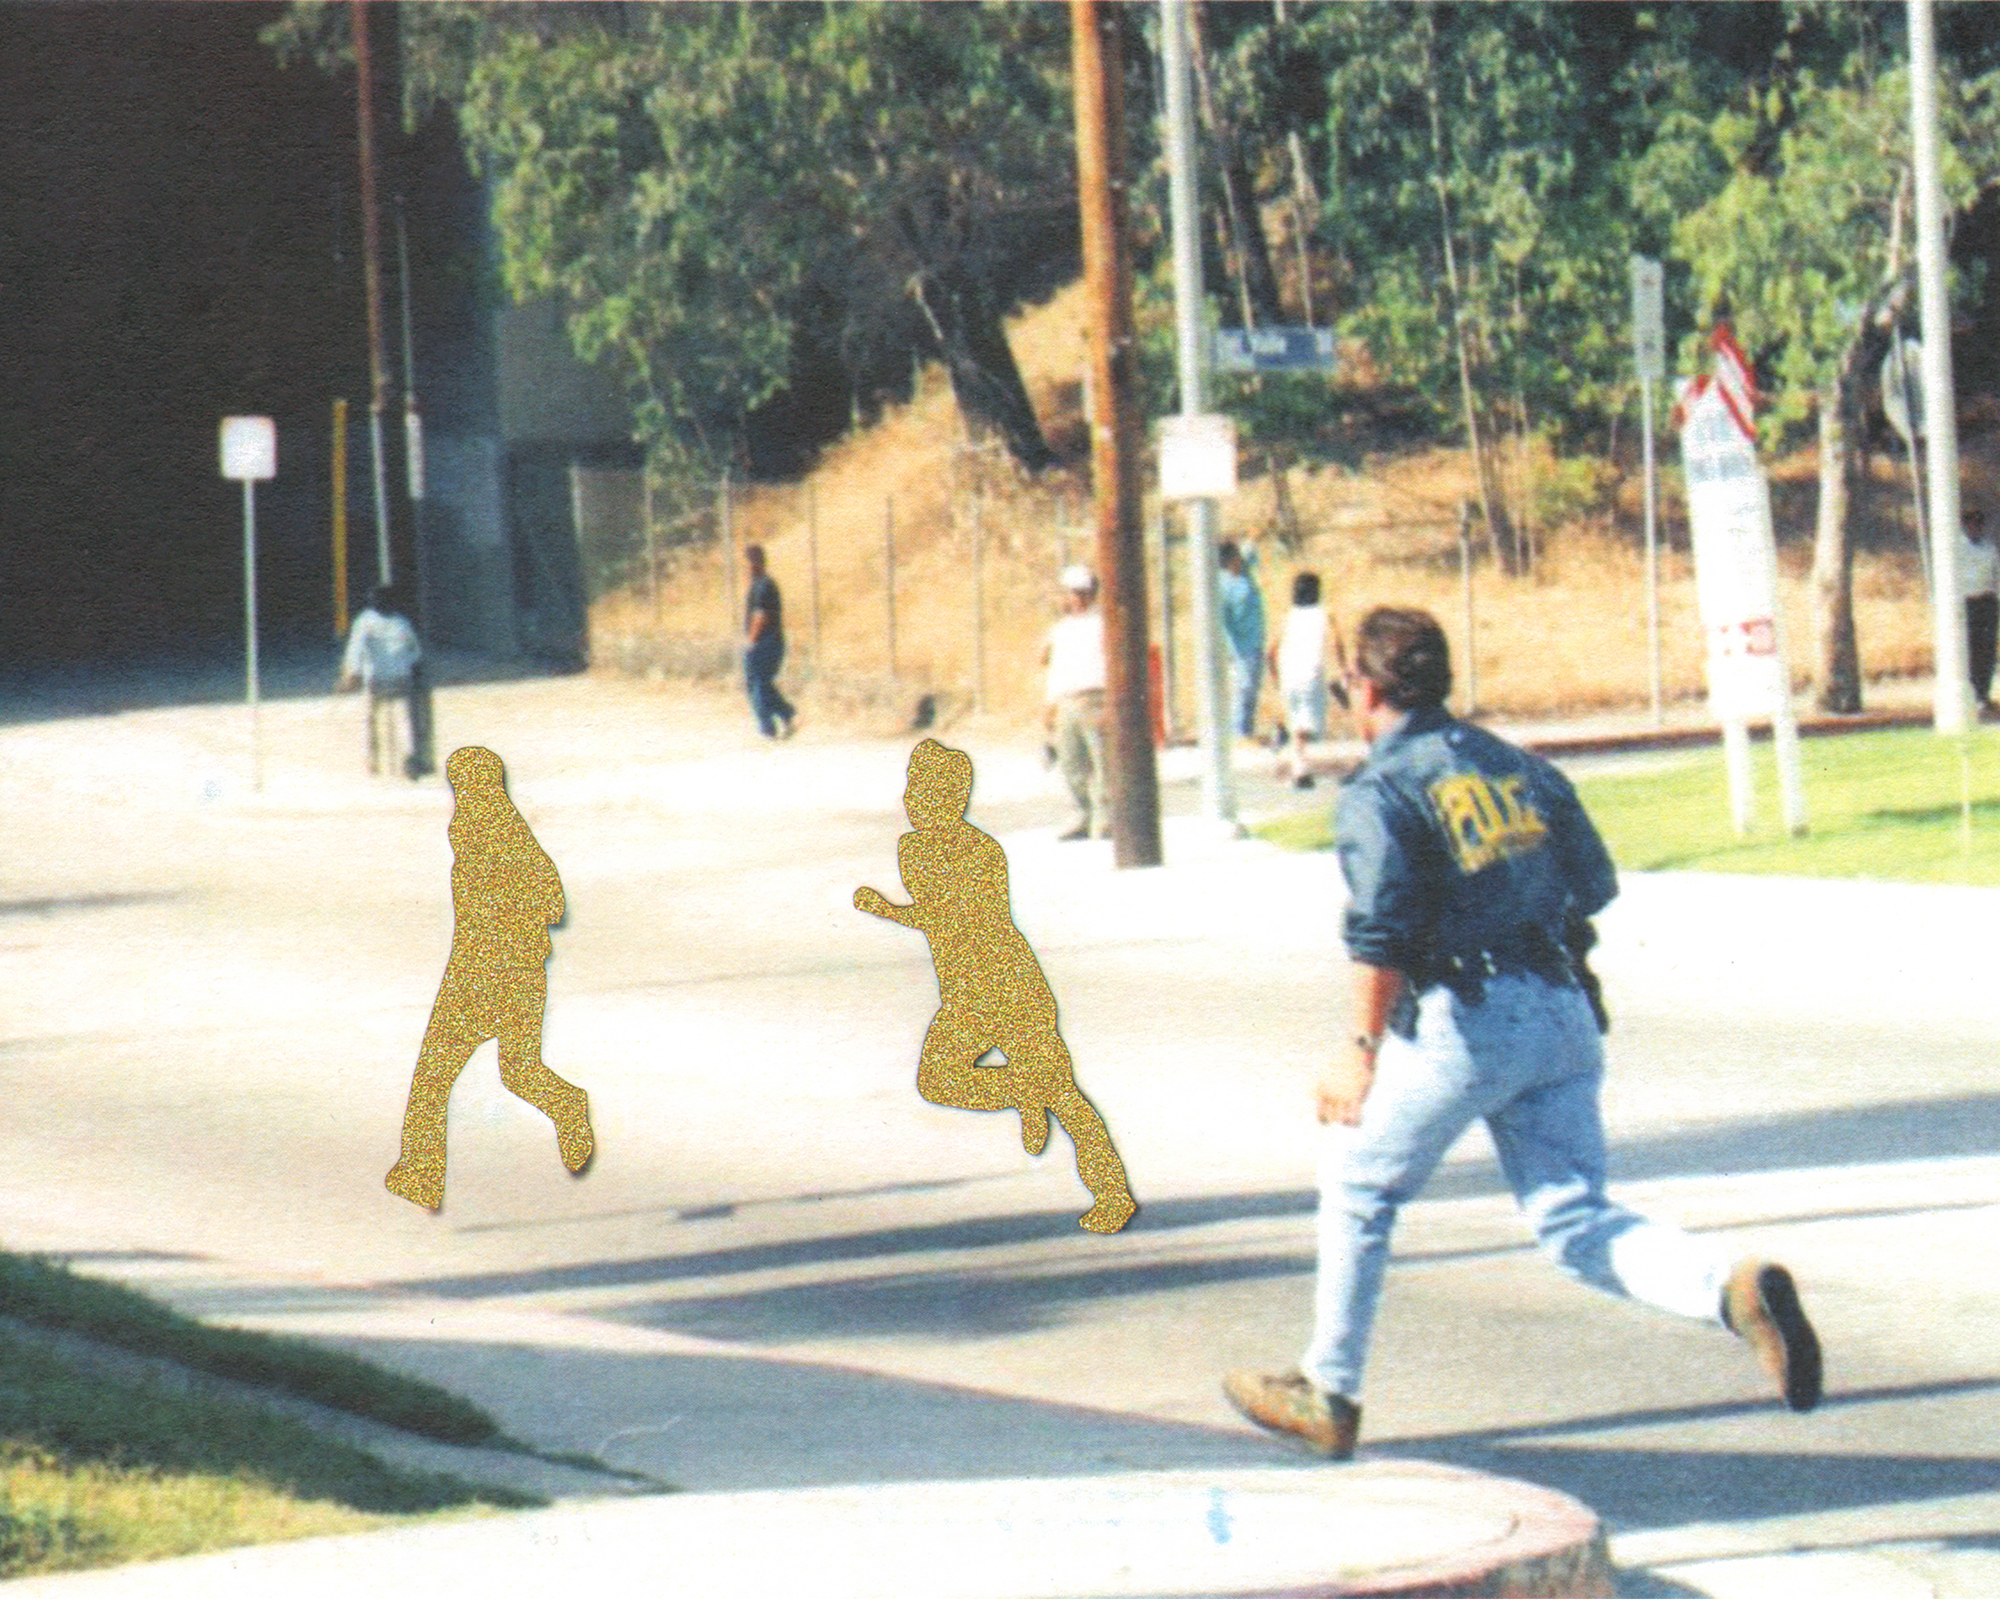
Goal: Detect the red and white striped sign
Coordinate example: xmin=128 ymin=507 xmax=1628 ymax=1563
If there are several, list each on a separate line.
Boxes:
xmin=1671 ymin=324 xmax=1759 ymax=443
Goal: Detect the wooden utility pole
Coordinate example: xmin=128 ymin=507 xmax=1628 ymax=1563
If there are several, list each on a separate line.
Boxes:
xmin=1072 ymin=0 xmax=1161 ymax=867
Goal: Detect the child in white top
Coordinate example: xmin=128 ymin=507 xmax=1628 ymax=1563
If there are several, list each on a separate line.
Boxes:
xmin=1269 ymin=571 xmax=1330 ymax=787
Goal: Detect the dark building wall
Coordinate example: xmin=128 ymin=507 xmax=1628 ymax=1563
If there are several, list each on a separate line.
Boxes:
xmin=0 ymin=1 xmax=536 ymax=670
xmin=0 ymin=2 xmax=368 ymax=663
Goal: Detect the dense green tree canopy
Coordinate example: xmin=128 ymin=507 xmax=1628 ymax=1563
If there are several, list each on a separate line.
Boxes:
xmin=274 ymin=0 xmax=1079 ymax=475
xmin=270 ymin=2 xmax=2000 ymax=552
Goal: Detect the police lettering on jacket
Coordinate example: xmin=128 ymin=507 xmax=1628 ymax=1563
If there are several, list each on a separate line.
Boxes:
xmin=1334 ymin=704 xmax=1617 ymax=978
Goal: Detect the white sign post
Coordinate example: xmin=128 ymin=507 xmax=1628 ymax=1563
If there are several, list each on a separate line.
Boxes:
xmin=1631 ymin=256 xmax=1666 ymax=725
xmin=1678 ymin=373 xmax=1806 ymax=836
xmin=220 ymin=416 xmax=277 ymax=793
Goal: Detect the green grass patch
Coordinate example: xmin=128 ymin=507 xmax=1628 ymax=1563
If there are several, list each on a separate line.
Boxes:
xmin=0 ymin=1331 xmax=535 ymax=1578
xmin=1257 ymin=726 xmax=2000 ymax=884
xmin=0 ymin=1254 xmax=501 ymax=1447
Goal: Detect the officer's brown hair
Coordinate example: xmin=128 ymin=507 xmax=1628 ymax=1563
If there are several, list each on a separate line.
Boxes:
xmin=1354 ymin=607 xmax=1452 ymax=710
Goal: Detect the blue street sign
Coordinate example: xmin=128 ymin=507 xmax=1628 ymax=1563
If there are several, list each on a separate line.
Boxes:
xmin=1213 ymin=326 xmax=1337 ymax=373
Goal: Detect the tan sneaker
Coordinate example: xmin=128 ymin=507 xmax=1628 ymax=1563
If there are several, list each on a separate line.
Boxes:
xmin=1723 ymin=1260 xmax=1822 ymax=1412
xmin=1222 ymin=1370 xmax=1360 ymax=1459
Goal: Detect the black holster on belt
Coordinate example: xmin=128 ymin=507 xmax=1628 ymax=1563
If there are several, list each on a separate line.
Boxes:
xmin=1407 ymin=919 xmax=1609 ymax=1035
xmin=1564 ymin=914 xmax=1610 ymax=1034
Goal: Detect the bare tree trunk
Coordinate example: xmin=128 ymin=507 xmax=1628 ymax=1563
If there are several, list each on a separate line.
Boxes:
xmin=910 ymin=267 xmax=1058 ymax=473
xmin=1811 ymin=381 xmax=1862 ymax=713
xmin=1419 ymin=11 xmax=1517 ymax=574
xmin=1191 ymin=1 xmax=1283 ymax=328
xmin=1287 ymin=130 xmax=1319 ymax=325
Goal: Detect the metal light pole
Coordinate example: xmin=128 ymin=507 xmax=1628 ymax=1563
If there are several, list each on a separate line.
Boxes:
xmin=1631 ymin=255 xmax=1666 ymax=726
xmin=1161 ymin=0 xmax=1234 ymax=825
xmin=396 ymin=196 xmax=429 ymax=631
xmin=352 ymin=0 xmax=394 ymax=587
xmin=1909 ymin=0 xmax=1970 ymax=734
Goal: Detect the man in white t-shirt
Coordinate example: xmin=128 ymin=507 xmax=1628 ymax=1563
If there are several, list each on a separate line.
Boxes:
xmin=1043 ymin=565 xmax=1107 ymax=840
xmin=339 ymin=585 xmax=432 ymax=778
xmin=1957 ymin=506 xmax=1998 ymax=712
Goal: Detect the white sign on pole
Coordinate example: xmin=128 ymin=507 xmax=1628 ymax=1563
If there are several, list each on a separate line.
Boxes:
xmin=1681 ymin=385 xmax=1785 ymax=721
xmin=1630 ymin=255 xmax=1666 ymax=382
xmin=404 ymin=408 xmax=426 ymax=501
xmin=1880 ymin=336 xmax=1925 ymax=446
xmin=220 ymin=415 xmax=275 ymax=792
xmin=220 ymin=415 xmax=276 ymax=482
xmin=1157 ymin=413 xmax=1237 ymax=501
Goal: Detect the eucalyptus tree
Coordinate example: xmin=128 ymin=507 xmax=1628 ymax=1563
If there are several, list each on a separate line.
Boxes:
xmin=1643 ymin=3 xmax=2000 ymax=710
xmin=1271 ymin=3 xmax=1649 ymax=569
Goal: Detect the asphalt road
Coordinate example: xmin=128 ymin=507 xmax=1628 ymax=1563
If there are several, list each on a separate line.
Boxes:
xmin=2 ymin=662 xmax=1994 ymax=1597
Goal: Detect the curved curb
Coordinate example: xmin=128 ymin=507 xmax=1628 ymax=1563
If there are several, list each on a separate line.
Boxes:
xmin=0 ymin=1460 xmax=1614 ymax=1599
xmin=1314 ymin=1460 xmax=1612 ymax=1598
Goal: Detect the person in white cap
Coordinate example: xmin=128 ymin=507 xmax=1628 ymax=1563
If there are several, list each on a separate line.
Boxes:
xmin=1042 ymin=565 xmax=1107 ymax=840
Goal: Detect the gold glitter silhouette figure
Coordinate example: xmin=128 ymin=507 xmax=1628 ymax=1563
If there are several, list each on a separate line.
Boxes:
xmin=386 ymin=746 xmax=594 ymax=1210
xmin=855 ymin=739 xmax=1136 ymax=1233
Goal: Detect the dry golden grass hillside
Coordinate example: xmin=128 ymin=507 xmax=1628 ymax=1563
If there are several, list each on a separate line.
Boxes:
xmin=591 ymin=280 xmax=1965 ymax=732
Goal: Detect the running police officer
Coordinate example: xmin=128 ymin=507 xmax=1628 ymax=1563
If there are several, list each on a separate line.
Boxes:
xmin=1224 ymin=606 xmax=1821 ymax=1458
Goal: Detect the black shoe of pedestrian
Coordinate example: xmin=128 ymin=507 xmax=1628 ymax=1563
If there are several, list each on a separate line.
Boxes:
xmin=1723 ymin=1260 xmax=1822 ymax=1412
xmin=1057 ymin=825 xmax=1090 ymax=842
xmin=1292 ymin=773 xmax=1316 ymax=790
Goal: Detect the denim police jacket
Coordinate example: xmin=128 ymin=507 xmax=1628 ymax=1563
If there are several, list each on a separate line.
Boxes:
xmin=1335 ymin=703 xmax=1617 ymax=980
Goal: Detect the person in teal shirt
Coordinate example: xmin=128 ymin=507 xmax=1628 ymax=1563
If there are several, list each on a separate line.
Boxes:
xmin=1219 ymin=539 xmax=1266 ymax=737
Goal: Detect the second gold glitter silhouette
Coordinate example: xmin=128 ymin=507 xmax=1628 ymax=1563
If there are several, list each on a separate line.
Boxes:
xmin=855 ymin=739 xmax=1136 ymax=1233
xmin=386 ymin=746 xmax=594 ymax=1210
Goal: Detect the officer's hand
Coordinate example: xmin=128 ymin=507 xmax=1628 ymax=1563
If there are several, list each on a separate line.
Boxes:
xmin=1315 ymin=1052 xmax=1376 ymax=1127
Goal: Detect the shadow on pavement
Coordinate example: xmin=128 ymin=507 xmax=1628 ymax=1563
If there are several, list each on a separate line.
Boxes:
xmin=392 ymin=1189 xmax=1319 ymax=1302
xmin=300 ymin=1333 xmax=1287 ymax=1494
xmin=0 ymin=647 xmax=574 ymax=728
xmin=385 ymin=1091 xmax=2000 ymax=1316
xmin=1375 ymin=1375 xmax=2000 ymax=1534
xmin=454 ymin=1173 xmax=1005 ymax=1234
xmin=0 ymin=891 xmax=186 ymax=918
xmin=608 ymin=1253 xmax=1315 ymax=1344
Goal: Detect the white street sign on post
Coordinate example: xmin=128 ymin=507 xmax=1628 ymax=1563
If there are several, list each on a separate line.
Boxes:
xmin=1157 ymin=413 xmax=1238 ymax=502
xmin=221 ymin=415 xmax=276 ymax=482
xmin=404 ymin=407 xmax=426 ymax=502
xmin=1629 ymin=255 xmax=1665 ymax=382
xmin=1881 ymin=336 xmax=1934 ymax=599
xmin=1678 ymin=365 xmax=1805 ymax=837
xmin=1881 ymin=336 xmax=1926 ymax=445
xmin=221 ymin=416 xmax=276 ymax=792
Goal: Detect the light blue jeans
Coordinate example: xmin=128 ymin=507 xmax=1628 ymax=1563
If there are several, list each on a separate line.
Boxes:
xmin=1303 ymin=974 xmax=1731 ymax=1399
xmin=1229 ymin=651 xmax=1263 ymax=737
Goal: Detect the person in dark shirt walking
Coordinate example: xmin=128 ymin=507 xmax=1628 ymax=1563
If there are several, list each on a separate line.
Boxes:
xmin=743 ymin=544 xmax=798 ymax=739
